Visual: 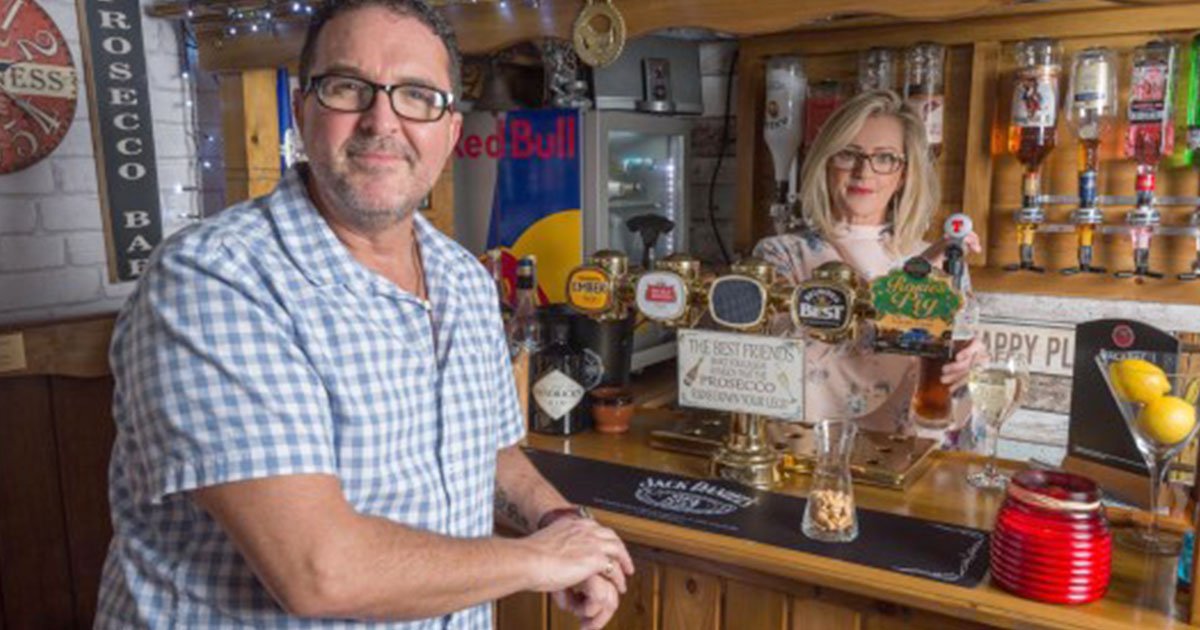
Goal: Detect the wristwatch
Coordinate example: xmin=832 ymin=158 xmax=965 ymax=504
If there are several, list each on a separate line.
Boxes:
xmin=536 ymin=505 xmax=593 ymax=530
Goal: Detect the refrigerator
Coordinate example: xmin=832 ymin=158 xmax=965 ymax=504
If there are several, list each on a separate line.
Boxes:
xmin=454 ymin=108 xmax=691 ymax=371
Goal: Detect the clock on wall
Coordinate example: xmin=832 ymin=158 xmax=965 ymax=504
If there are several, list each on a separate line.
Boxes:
xmin=0 ymin=0 xmax=78 ymax=175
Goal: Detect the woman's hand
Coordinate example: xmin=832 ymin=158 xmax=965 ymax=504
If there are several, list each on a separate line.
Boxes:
xmin=942 ymin=337 xmax=988 ymax=391
xmin=920 ymin=232 xmax=983 ymax=268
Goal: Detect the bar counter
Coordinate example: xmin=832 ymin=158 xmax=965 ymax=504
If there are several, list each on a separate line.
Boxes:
xmin=506 ymin=409 xmax=1192 ymax=630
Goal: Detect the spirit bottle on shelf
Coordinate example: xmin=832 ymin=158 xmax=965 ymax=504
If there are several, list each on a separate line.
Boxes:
xmin=1062 ymin=47 xmax=1117 ymax=275
xmin=1117 ymin=39 xmax=1178 ymax=279
xmin=904 ymin=42 xmax=946 ymax=158
xmin=488 ymin=249 xmax=513 ymax=324
xmin=1182 ymin=34 xmax=1200 ymax=280
xmin=507 ymin=256 xmax=542 ymax=357
xmin=1186 ymin=33 xmax=1200 ymax=165
xmin=529 ymin=314 xmax=589 ymax=436
xmin=804 ymin=80 xmax=848 ymax=148
xmin=1004 ymin=38 xmax=1062 ymax=274
xmin=858 ymin=47 xmax=897 ymax=93
xmin=764 ymin=55 xmax=806 ymax=234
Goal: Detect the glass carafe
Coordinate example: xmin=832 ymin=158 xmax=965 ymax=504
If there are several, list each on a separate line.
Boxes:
xmin=802 ymin=418 xmax=859 ymax=543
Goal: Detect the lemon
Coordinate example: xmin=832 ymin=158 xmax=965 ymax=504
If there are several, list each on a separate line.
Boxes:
xmin=1109 ymin=358 xmax=1171 ymax=405
xmin=1136 ymin=395 xmax=1197 ymax=446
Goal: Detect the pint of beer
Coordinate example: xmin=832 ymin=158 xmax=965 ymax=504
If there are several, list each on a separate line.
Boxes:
xmin=911 ymin=339 xmax=970 ymax=429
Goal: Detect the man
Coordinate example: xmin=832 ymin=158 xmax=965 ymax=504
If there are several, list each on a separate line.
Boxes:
xmin=96 ymin=1 xmax=632 ymax=628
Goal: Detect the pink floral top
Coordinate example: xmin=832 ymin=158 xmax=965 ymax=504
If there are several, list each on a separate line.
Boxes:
xmin=753 ymin=224 xmax=974 ymax=449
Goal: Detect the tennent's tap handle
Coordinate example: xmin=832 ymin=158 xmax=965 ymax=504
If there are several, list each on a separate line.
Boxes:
xmin=942 ymin=213 xmax=973 ymax=289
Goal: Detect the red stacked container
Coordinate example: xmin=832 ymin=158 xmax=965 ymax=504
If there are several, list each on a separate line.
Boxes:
xmin=990 ymin=470 xmax=1111 ymax=604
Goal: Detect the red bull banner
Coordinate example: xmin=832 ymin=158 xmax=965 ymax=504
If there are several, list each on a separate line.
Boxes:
xmin=455 ymin=109 xmax=582 ymax=304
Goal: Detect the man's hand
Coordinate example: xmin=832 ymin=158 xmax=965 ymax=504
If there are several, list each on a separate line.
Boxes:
xmin=520 ymin=516 xmax=634 ymax=594
xmin=552 ymin=574 xmax=621 ymax=630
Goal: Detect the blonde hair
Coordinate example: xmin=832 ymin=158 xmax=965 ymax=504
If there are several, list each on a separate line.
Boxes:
xmin=797 ymin=89 xmax=939 ymax=256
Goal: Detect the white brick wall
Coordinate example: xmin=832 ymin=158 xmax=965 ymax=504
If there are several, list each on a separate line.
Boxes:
xmin=0 ymin=0 xmax=201 ymax=325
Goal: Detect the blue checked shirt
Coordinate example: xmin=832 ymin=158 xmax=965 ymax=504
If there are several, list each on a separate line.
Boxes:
xmin=97 ymin=166 xmax=525 ymax=629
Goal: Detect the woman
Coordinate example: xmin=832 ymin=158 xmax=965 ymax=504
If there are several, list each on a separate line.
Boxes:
xmin=754 ymin=90 xmax=985 ymax=448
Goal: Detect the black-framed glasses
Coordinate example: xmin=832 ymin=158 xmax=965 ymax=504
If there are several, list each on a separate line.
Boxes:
xmin=828 ymin=149 xmax=906 ymax=175
xmin=306 ymin=74 xmax=455 ymax=122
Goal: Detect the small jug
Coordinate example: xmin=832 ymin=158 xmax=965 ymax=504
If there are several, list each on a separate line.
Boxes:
xmin=802 ymin=418 xmax=859 ymax=543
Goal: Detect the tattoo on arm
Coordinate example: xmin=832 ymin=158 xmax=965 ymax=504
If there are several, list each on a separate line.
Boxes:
xmin=495 ymin=486 xmax=531 ymax=533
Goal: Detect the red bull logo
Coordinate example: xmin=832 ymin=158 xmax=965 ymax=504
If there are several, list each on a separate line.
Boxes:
xmin=456 ymin=116 xmax=577 ymax=160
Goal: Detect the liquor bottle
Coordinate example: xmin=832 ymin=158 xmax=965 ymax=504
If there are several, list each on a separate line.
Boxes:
xmin=507 ymin=256 xmax=541 ymax=357
xmin=1125 ymin=40 xmax=1178 ymax=174
xmin=489 ymin=249 xmax=513 ymax=324
xmin=1117 ymin=40 xmax=1178 ymax=279
xmin=858 ymin=47 xmax=897 ymax=93
xmin=904 ymin=42 xmax=946 ymax=158
xmin=1008 ymin=38 xmax=1062 ymax=192
xmin=1004 ymin=38 xmax=1062 ymax=274
xmin=529 ymin=315 xmax=589 ymax=435
xmin=1183 ymin=34 xmax=1200 ymax=280
xmin=1187 ymin=33 xmax=1200 ymax=165
xmin=1062 ymin=47 xmax=1116 ymax=275
xmin=804 ymin=80 xmax=848 ymax=147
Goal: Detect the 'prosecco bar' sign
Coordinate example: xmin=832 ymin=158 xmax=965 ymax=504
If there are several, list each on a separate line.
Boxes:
xmin=677 ymin=329 xmax=805 ymax=420
xmin=77 ymin=0 xmax=162 ymax=282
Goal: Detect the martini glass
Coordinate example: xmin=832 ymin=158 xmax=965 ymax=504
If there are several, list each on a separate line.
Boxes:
xmin=1095 ymin=351 xmax=1200 ymax=555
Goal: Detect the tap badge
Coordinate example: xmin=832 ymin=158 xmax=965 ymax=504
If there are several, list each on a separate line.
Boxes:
xmin=792 ymin=286 xmax=850 ymax=330
xmin=636 ymin=271 xmax=687 ymax=322
xmin=566 ymin=267 xmax=612 ymax=314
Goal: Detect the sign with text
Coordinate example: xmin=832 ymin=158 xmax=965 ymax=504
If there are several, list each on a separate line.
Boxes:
xmin=677 ymin=329 xmax=805 ymax=419
xmin=976 ymin=321 xmax=1076 ymax=377
xmin=77 ymin=0 xmax=162 ymax=282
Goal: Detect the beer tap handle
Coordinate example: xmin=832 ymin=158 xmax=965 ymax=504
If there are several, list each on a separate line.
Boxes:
xmin=942 ymin=213 xmax=973 ymax=289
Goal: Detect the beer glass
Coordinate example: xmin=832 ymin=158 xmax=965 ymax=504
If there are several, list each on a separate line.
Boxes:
xmin=802 ymin=418 xmax=859 ymax=543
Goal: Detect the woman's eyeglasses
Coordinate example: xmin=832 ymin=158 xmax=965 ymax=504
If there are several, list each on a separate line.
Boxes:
xmin=828 ymin=149 xmax=905 ymax=175
xmin=306 ymin=74 xmax=454 ymax=122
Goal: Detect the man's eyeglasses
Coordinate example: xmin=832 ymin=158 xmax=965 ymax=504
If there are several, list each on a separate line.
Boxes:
xmin=828 ymin=149 xmax=906 ymax=175
xmin=306 ymin=74 xmax=455 ymax=122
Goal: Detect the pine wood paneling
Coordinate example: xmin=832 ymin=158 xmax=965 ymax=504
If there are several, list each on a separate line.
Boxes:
xmin=608 ymin=557 xmax=659 ymax=630
xmin=791 ymin=594 xmax=863 ymax=630
xmin=660 ymin=566 xmax=720 ymax=630
xmin=725 ymin=579 xmax=787 ymax=629
xmin=496 ymin=589 xmax=547 ymax=630
xmin=220 ymin=69 xmax=282 ymax=204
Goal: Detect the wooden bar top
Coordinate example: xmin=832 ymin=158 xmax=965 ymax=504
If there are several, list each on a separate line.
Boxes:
xmin=525 ymin=410 xmax=1193 ymax=629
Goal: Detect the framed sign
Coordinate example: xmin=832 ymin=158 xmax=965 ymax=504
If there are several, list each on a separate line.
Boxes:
xmin=677 ymin=329 xmax=805 ymax=420
xmin=76 ymin=0 xmax=162 ymax=282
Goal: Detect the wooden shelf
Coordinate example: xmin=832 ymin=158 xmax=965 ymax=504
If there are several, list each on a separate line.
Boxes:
xmin=971 ymin=264 xmax=1200 ymax=305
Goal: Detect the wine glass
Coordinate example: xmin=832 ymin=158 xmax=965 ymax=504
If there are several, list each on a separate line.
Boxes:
xmin=966 ymin=351 xmax=1029 ymax=489
xmin=1095 ymin=350 xmax=1200 ymax=555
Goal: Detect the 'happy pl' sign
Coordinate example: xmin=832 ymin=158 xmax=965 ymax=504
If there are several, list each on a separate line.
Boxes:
xmin=677 ymin=329 xmax=805 ymax=420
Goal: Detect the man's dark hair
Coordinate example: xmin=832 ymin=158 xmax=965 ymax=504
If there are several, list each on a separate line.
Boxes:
xmin=299 ymin=0 xmax=462 ymax=101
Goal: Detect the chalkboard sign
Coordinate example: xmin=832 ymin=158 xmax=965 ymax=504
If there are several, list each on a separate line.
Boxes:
xmin=1067 ymin=319 xmax=1180 ymax=479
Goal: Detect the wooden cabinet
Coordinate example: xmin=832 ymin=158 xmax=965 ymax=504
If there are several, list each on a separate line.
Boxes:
xmin=0 ymin=318 xmax=116 ymax=630
xmin=735 ymin=2 xmax=1200 ymax=303
xmin=495 ymin=546 xmax=992 ymax=630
